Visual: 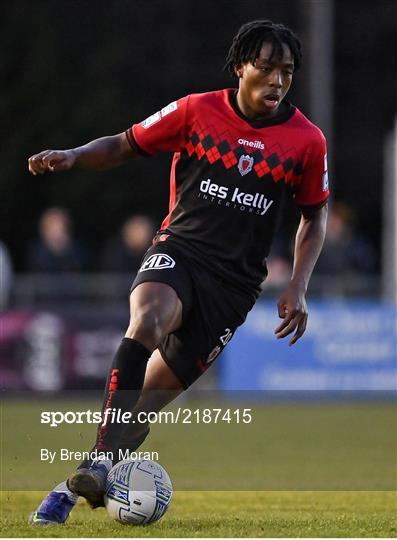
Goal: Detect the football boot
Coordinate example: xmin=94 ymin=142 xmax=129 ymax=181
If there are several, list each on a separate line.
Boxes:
xmin=67 ymin=462 xmax=109 ymax=509
xmin=28 ymin=491 xmax=76 ymax=525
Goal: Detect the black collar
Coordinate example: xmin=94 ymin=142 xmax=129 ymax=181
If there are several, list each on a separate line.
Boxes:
xmin=229 ymin=89 xmax=296 ymax=128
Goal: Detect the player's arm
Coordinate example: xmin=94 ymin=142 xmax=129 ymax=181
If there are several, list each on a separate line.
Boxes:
xmin=28 ymin=132 xmax=136 ymax=175
xmin=275 ymin=202 xmax=328 ymax=345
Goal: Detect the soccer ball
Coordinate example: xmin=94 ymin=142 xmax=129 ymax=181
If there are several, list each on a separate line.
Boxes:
xmin=104 ymin=459 xmax=173 ymax=525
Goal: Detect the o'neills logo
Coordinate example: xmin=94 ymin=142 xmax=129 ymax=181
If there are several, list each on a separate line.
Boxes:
xmin=198 ymin=179 xmax=274 ymax=216
xmin=238 ymin=138 xmax=265 ymax=150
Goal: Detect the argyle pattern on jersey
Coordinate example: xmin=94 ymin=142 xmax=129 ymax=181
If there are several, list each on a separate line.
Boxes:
xmin=185 ymin=123 xmax=304 ymax=185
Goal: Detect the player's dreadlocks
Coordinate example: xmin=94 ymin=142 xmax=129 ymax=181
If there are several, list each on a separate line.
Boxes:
xmin=224 ymin=20 xmax=302 ymax=75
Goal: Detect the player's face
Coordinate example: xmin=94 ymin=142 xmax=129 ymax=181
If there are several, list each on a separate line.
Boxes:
xmin=236 ymin=41 xmax=294 ymax=119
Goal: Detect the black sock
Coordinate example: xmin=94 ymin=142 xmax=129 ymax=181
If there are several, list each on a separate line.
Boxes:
xmin=94 ymin=337 xmax=150 ymax=454
xmin=114 ymin=427 xmax=151 ymax=464
xmin=78 ymin=423 xmax=151 ymax=471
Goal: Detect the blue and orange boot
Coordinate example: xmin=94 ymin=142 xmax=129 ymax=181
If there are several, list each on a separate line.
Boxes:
xmin=29 ymin=489 xmax=77 ymax=525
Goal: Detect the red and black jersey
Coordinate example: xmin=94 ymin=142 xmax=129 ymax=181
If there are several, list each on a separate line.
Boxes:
xmin=126 ymin=89 xmax=329 ymax=298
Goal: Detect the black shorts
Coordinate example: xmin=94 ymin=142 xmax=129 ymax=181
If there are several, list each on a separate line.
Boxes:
xmin=131 ymin=241 xmax=255 ymax=388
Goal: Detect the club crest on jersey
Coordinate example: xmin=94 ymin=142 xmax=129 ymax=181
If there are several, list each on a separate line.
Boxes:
xmin=139 ymin=254 xmax=176 ymax=272
xmin=238 ymin=154 xmax=254 ymax=176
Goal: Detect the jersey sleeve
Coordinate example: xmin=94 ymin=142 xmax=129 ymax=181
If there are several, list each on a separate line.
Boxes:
xmin=126 ymin=96 xmax=189 ymax=156
xmin=294 ymin=130 xmax=330 ymax=207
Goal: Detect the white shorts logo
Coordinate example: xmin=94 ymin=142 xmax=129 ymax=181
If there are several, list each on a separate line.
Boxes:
xmin=139 ymin=254 xmax=176 ymax=272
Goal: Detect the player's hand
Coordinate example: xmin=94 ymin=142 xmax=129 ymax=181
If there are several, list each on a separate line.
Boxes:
xmin=28 ymin=149 xmax=76 ymax=175
xmin=275 ymin=284 xmax=308 ymax=346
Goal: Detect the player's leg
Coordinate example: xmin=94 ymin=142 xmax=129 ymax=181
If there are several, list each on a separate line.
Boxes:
xmin=29 ymin=282 xmax=183 ymax=524
xmin=116 ymin=264 xmax=257 ymax=459
xmin=93 ymin=282 xmax=183 ymax=453
xmin=116 ymin=348 xmax=185 ymax=456
xmin=28 ymin=350 xmax=183 ymax=526
xmin=29 ymin=244 xmax=193 ymax=524
xmin=67 ymin=282 xmax=183 ymax=506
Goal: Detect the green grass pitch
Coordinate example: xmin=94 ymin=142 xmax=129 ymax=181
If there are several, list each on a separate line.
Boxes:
xmin=1 ymin=398 xmax=396 ymax=536
xmin=1 ymin=490 xmax=396 ymax=537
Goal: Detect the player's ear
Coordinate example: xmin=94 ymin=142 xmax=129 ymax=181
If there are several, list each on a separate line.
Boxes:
xmin=234 ymin=64 xmax=243 ymax=78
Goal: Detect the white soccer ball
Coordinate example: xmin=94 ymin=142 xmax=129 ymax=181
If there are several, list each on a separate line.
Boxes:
xmin=104 ymin=459 xmax=173 ymax=525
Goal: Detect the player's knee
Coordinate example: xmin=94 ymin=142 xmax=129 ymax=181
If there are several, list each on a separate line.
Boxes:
xmin=125 ymin=307 xmax=166 ymax=349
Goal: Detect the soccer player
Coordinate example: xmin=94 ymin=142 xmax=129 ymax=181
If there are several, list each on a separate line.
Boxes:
xmin=28 ymin=19 xmax=329 ymax=524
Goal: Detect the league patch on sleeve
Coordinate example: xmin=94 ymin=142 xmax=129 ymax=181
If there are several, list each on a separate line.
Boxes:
xmin=141 ymin=112 xmax=161 ymax=129
xmin=161 ymin=101 xmax=178 ymax=117
xmin=322 ymin=153 xmax=329 ymax=192
xmin=141 ymin=101 xmax=178 ymax=129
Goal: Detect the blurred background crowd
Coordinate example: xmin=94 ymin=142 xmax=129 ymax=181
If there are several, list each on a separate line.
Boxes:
xmin=2 ymin=0 xmax=396 ymax=306
xmin=0 ymin=201 xmax=379 ymax=309
xmin=1 ymin=0 xmax=396 ymax=392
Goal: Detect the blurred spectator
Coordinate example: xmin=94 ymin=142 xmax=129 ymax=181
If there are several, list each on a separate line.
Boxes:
xmin=315 ymin=202 xmax=377 ymax=275
xmin=262 ymin=235 xmax=292 ymax=289
xmin=264 ymin=256 xmax=292 ymax=289
xmin=0 ymin=241 xmax=13 ymax=309
xmin=100 ymin=215 xmax=156 ymax=272
xmin=27 ymin=207 xmax=86 ymax=272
